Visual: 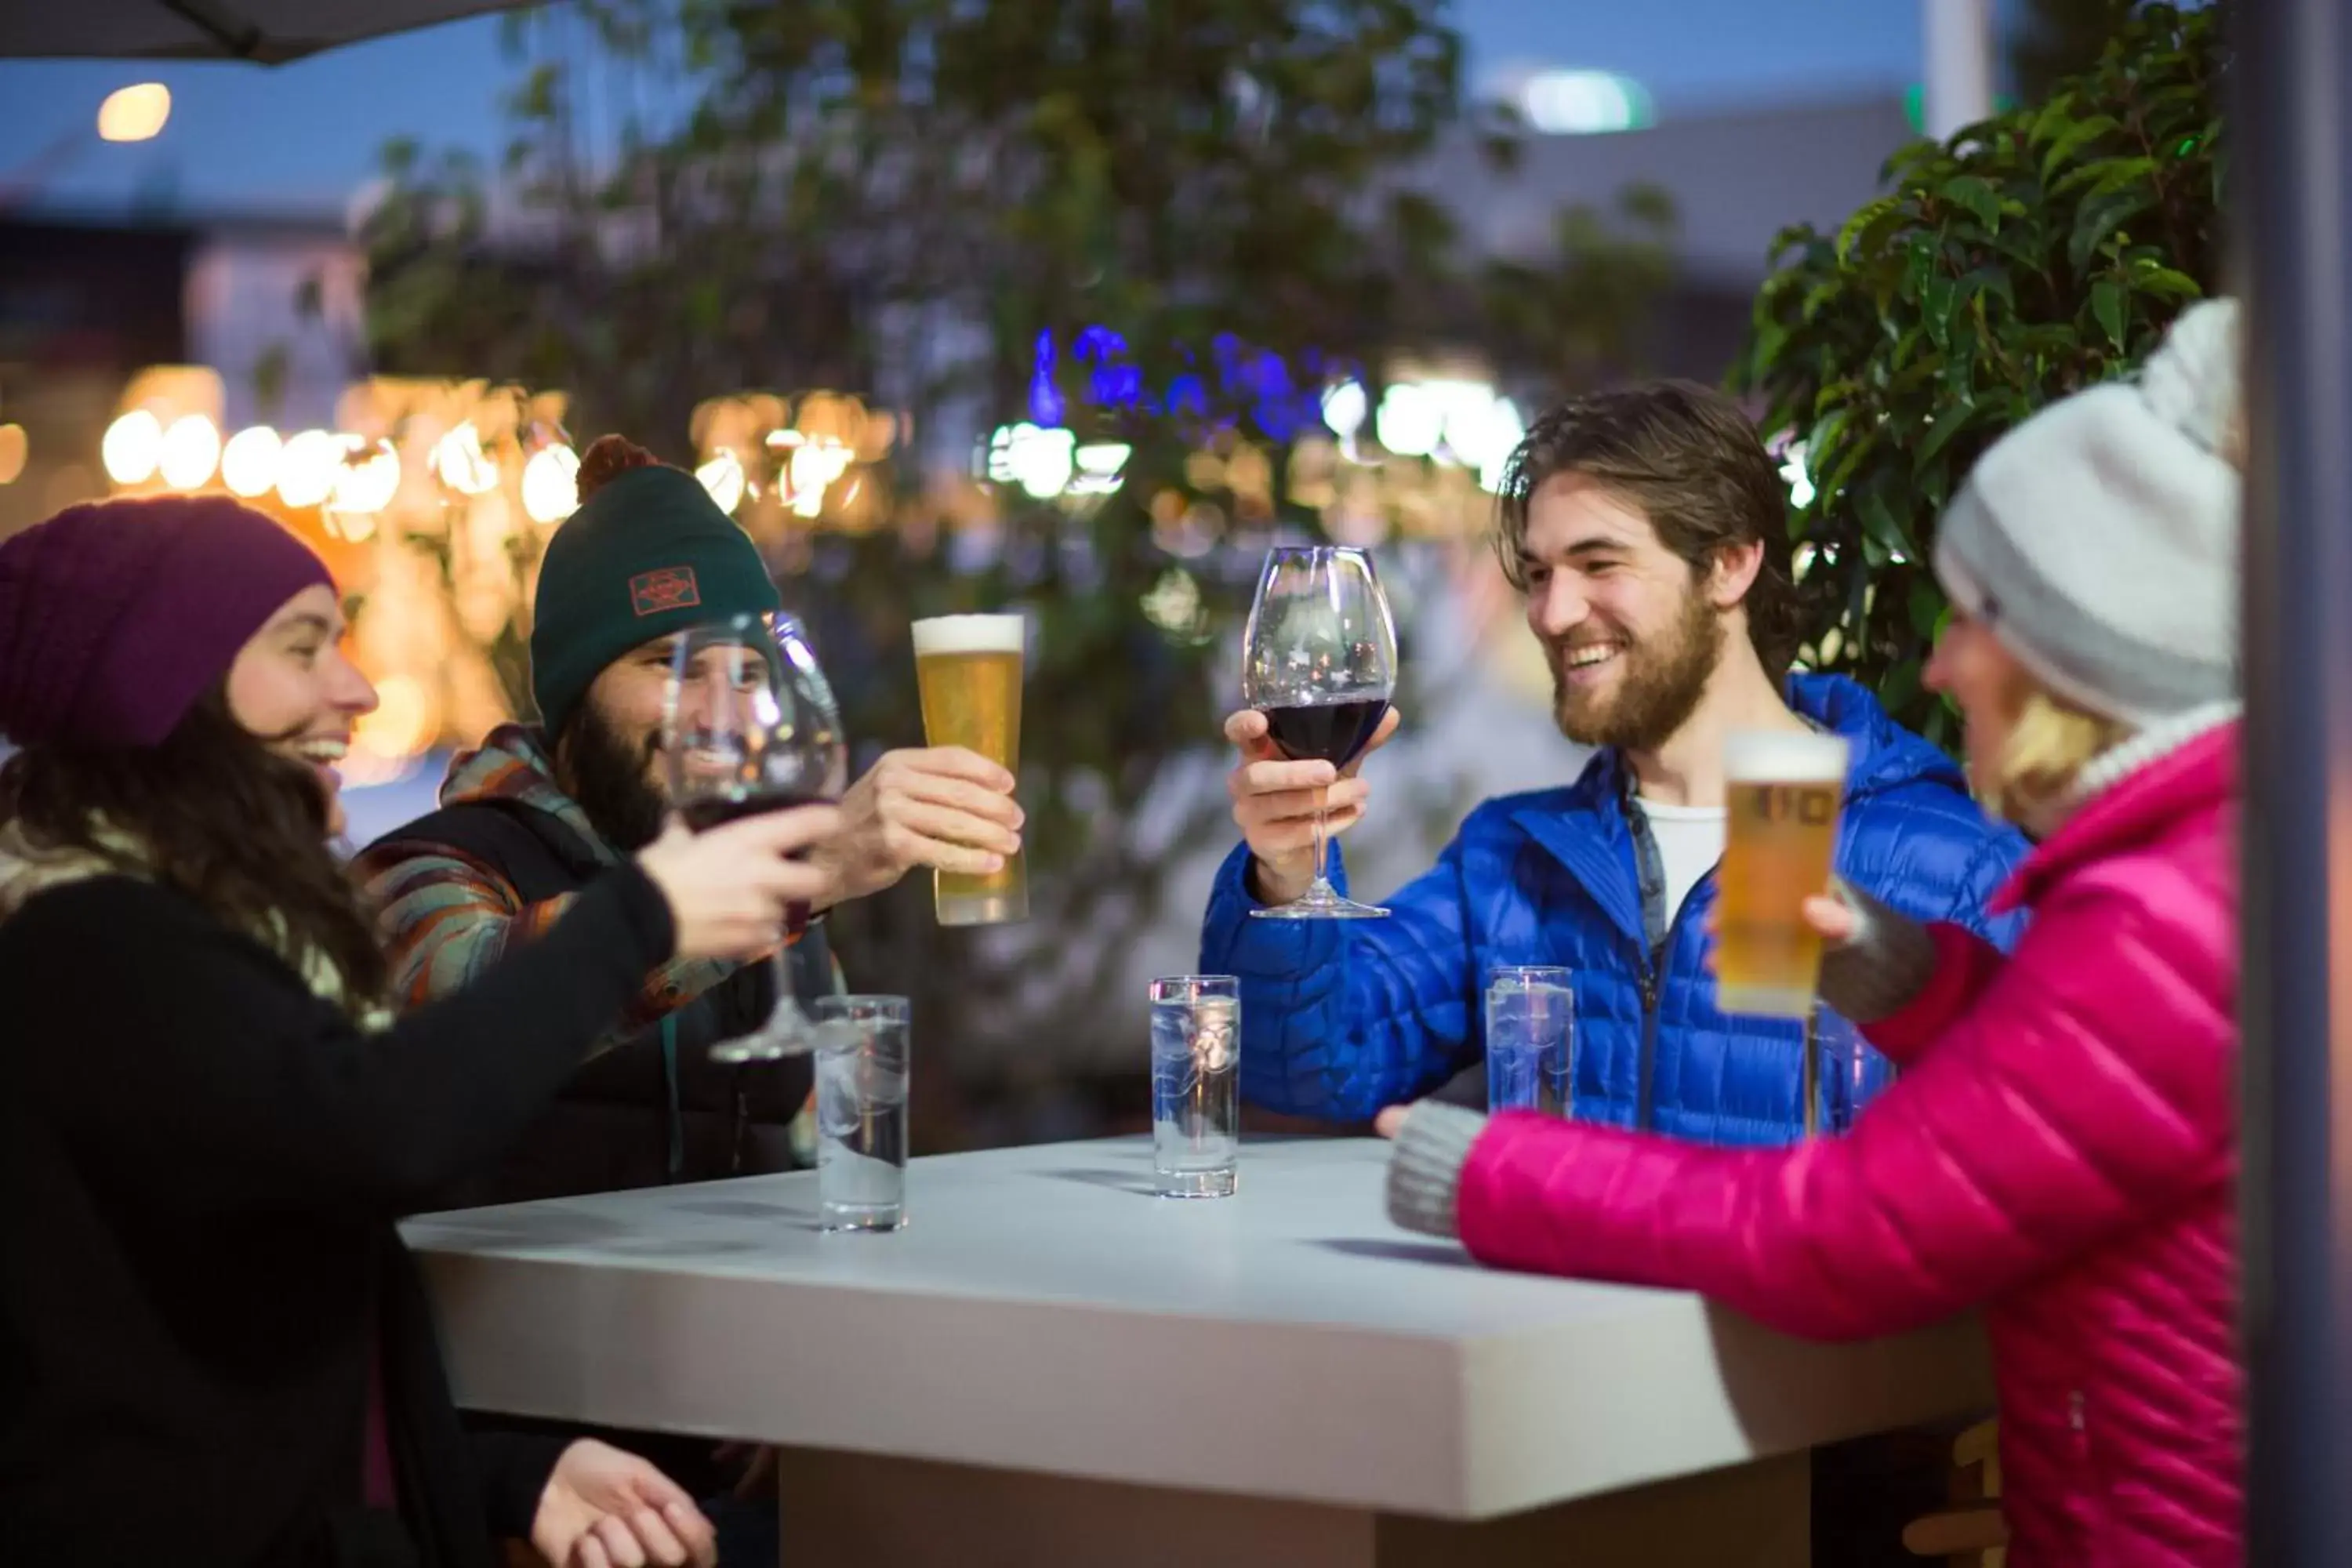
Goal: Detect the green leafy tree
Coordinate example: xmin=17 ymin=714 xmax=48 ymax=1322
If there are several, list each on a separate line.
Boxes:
xmin=1734 ymin=2 xmax=2222 ymax=749
xmin=2010 ymin=0 xmax=2138 ymax=107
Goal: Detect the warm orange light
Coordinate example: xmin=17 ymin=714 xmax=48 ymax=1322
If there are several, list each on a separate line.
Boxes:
xmin=97 ymin=84 xmax=171 ymax=143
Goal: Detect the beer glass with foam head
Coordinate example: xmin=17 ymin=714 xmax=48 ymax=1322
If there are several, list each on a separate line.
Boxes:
xmin=910 ymin=613 xmax=1027 ymax=925
xmin=1715 ymin=730 xmax=1851 ymax=1018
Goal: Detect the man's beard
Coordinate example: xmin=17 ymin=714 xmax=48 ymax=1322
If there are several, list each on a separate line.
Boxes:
xmin=558 ymin=702 xmax=668 ymax=853
xmin=1549 ymin=578 xmax=1725 ymax=753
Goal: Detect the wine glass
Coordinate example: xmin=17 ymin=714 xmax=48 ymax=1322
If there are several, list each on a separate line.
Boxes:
xmin=1241 ymin=544 xmax=1398 ymax=920
xmin=664 ymin=612 xmax=855 ymax=1060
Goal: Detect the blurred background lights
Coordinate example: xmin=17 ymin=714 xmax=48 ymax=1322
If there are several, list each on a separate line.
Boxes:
xmin=1779 ymin=439 xmax=1817 ymax=507
xmin=695 ymin=449 xmax=746 ymax=515
xmin=521 ymin=443 xmax=580 ymax=524
xmin=1319 ymin=380 xmax=1368 ymax=441
xmin=101 ymin=409 xmax=163 ymax=485
xmin=329 ymin=437 xmax=401 ymax=517
xmin=157 ymin=414 xmax=220 ymax=491
xmin=1374 ymin=383 xmax=1445 ymax=457
xmin=985 ymin=423 xmax=1077 ymax=500
xmin=1069 ymin=441 xmax=1133 ymax=497
xmin=431 ymin=422 xmax=499 ymax=495
xmin=220 ymin=426 xmax=283 ymax=498
xmin=1519 ymin=70 xmax=1653 ymax=136
xmin=785 ymin=437 xmax=855 ymax=517
xmin=96 ymin=83 xmax=171 ymax=143
xmin=276 ymin=429 xmax=343 ymax=510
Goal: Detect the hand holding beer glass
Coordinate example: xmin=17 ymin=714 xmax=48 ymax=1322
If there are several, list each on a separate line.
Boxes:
xmin=1715 ymin=730 xmax=1851 ymax=1018
xmin=911 ymin=613 xmax=1029 ymax=925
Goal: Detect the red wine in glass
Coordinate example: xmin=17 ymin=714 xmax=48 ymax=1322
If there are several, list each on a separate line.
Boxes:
xmin=679 ymin=789 xmax=831 ymax=834
xmin=1261 ymin=698 xmax=1390 ymax=769
xmin=680 ymin=789 xmax=832 ymax=895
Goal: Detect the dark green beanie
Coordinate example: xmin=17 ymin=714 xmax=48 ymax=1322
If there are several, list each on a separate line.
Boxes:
xmin=529 ymin=464 xmax=781 ymax=735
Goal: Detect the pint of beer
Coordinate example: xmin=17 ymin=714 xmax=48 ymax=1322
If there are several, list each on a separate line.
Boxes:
xmin=911 ymin=613 xmax=1028 ymax=926
xmin=1715 ymin=730 xmax=1851 ymax=1018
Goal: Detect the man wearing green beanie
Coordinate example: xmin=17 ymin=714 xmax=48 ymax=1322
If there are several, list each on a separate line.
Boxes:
xmin=355 ymin=434 xmax=1022 ymax=1208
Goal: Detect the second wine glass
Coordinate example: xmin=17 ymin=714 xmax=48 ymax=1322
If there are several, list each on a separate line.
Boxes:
xmin=1241 ymin=544 xmax=1398 ymax=920
xmin=664 ymin=612 xmax=855 ymax=1059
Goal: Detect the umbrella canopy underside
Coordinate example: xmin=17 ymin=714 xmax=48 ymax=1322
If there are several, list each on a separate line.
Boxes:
xmin=0 ymin=0 xmax=528 ymax=64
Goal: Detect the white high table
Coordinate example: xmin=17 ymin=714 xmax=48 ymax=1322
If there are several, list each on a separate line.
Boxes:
xmin=405 ymin=1136 xmax=1992 ymax=1568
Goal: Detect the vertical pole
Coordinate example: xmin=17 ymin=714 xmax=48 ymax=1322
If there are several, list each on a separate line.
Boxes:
xmin=1921 ymin=0 xmax=1996 ymax=140
xmin=2237 ymin=0 xmax=2352 ymax=1563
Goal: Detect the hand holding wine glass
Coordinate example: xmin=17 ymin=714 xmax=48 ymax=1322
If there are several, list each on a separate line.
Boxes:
xmin=1224 ymin=704 xmax=1400 ymax=906
xmin=636 ymin=808 xmax=841 ymax=960
xmin=1237 ymin=545 xmax=1399 ymax=920
xmin=662 ymin=612 xmax=857 ymax=1059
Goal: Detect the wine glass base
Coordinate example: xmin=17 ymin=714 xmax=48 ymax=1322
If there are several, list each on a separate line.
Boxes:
xmin=1250 ymin=897 xmax=1391 ymax=920
xmin=708 ymin=1019 xmax=862 ymax=1063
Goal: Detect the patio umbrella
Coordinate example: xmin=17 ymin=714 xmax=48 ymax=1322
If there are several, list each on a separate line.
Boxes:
xmin=0 ymin=1 xmax=531 ymax=65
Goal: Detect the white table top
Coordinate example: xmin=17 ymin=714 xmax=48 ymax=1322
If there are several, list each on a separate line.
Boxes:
xmin=405 ymin=1135 xmax=1992 ymax=1520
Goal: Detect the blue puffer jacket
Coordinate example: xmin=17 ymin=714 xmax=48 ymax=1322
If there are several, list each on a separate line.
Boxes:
xmin=1200 ymin=674 xmax=2030 ymax=1145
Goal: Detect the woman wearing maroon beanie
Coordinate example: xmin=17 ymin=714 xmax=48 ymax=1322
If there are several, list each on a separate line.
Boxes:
xmin=0 ymin=496 xmax=840 ymax=1568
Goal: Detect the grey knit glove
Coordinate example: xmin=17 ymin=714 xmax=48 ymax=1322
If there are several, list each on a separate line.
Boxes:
xmin=1815 ymin=877 xmax=1941 ymax=1024
xmin=1385 ymin=1102 xmax=1488 ymax=1240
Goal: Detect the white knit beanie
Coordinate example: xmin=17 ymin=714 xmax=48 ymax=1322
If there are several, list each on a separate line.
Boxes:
xmin=1933 ymin=297 xmax=2242 ymax=727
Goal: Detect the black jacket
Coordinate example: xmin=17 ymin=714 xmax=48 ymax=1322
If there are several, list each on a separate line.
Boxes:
xmin=0 ymin=869 xmax=673 ymax=1567
xmin=364 ymin=801 xmax=826 ymax=1210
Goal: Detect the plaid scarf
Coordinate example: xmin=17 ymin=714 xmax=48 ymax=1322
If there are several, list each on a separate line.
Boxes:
xmin=358 ymin=723 xmax=739 ymax=1048
xmin=0 ymin=815 xmax=392 ymax=1030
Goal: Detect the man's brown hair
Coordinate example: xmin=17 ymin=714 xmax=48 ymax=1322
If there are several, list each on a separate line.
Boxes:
xmin=1494 ymin=379 xmax=1802 ymax=682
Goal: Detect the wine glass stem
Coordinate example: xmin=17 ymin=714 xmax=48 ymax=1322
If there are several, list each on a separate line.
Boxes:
xmin=1310 ymin=786 xmax=1331 ymax=892
xmin=767 ymin=949 xmax=806 ymax=1036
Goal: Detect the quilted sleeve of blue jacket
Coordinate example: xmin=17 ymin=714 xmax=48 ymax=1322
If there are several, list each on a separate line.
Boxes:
xmin=1854 ymin=774 xmax=2032 ymax=953
xmin=1200 ymin=819 xmax=1489 ymax=1124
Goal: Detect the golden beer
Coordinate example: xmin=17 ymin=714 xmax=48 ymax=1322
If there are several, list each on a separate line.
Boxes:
xmin=1715 ymin=730 xmax=1850 ymax=1018
xmin=912 ymin=614 xmax=1028 ymax=925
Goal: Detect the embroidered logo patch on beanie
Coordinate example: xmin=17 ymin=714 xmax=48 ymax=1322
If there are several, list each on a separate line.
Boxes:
xmin=629 ymin=566 xmax=701 ymax=617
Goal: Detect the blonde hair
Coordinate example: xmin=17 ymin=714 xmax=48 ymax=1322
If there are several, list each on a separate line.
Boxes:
xmin=1986 ymin=683 xmax=2134 ymax=832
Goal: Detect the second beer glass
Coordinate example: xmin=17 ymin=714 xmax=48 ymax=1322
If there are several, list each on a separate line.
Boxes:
xmin=911 ymin=613 xmax=1028 ymax=925
xmin=1715 ymin=730 xmax=1850 ymax=1018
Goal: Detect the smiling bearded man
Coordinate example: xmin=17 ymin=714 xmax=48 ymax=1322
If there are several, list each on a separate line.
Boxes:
xmin=1202 ymin=379 xmax=2030 ymax=1145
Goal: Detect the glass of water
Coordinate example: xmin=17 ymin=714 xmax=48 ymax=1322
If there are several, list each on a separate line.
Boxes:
xmin=1809 ymin=1004 xmax=1892 ymax=1135
xmin=1149 ymin=975 xmax=1240 ymax=1198
xmin=1486 ymin=966 xmax=1574 ymax=1116
xmin=813 ymin=996 xmax=910 ymax=1231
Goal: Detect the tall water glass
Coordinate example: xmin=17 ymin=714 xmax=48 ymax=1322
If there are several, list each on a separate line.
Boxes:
xmin=813 ymin=996 xmax=911 ymax=1231
xmin=1808 ymin=1005 xmax=1893 ymax=1135
xmin=1149 ymin=976 xmax=1240 ymax=1198
xmin=1486 ymin=966 xmax=1575 ymax=1116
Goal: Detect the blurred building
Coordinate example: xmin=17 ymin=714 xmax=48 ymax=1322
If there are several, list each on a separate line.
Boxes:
xmin=0 ymin=206 xmax=363 ymax=538
xmin=1415 ymin=92 xmax=1917 ymax=383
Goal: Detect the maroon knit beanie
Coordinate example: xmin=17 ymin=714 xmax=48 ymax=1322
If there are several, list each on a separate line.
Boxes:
xmin=0 ymin=495 xmax=335 ymax=749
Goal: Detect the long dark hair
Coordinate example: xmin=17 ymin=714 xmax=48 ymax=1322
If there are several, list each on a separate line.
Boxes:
xmin=0 ymin=685 xmax=389 ymax=1005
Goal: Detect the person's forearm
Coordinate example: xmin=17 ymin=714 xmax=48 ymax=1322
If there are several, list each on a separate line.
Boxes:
xmin=1817 ymin=877 xmax=1940 ymax=1023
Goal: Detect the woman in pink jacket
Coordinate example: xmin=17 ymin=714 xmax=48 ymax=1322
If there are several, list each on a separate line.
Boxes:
xmin=1385 ymin=298 xmax=2245 ymax=1567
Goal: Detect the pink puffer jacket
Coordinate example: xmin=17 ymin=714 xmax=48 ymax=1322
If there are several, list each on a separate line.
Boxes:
xmin=1456 ymin=720 xmax=2240 ymax=1567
